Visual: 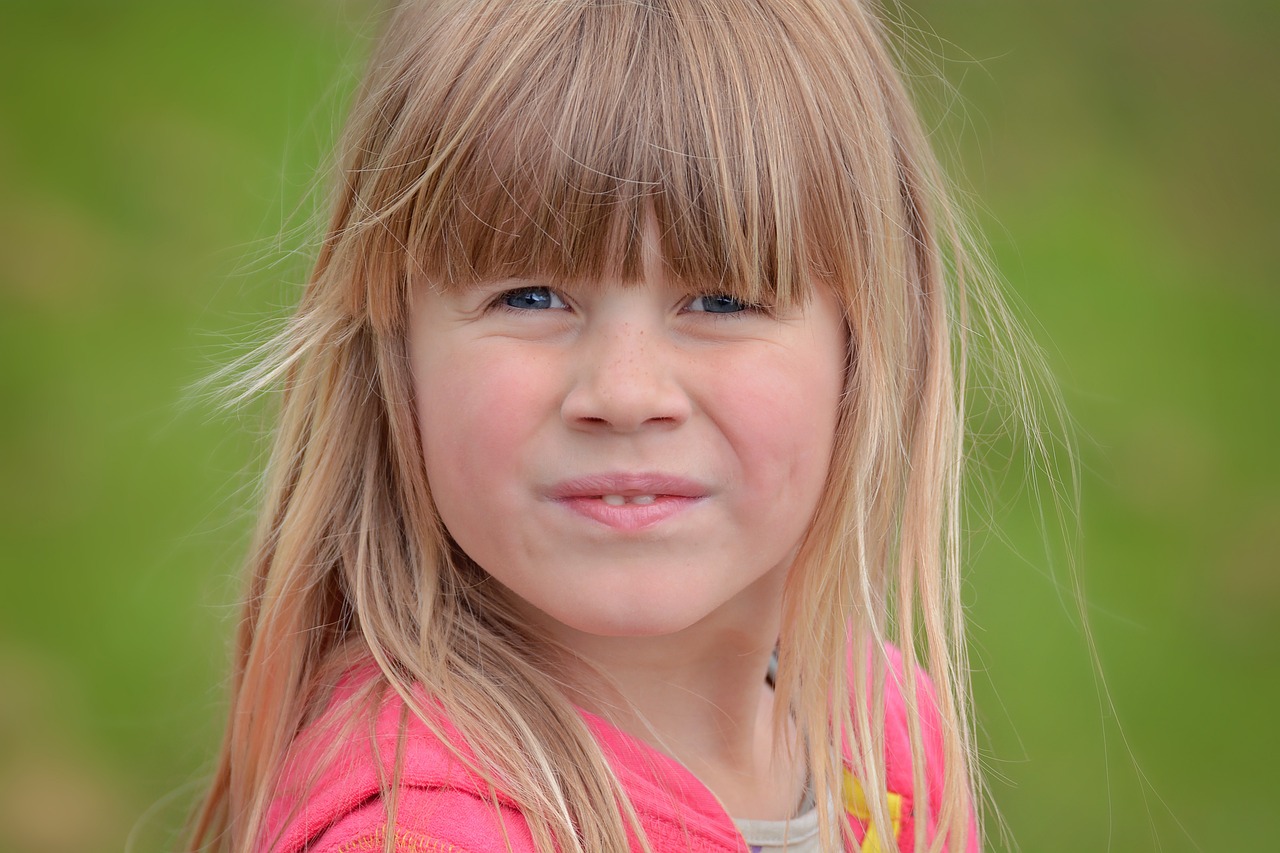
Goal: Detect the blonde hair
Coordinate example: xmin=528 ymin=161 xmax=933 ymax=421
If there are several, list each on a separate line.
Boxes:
xmin=190 ymin=0 xmax=1021 ymax=850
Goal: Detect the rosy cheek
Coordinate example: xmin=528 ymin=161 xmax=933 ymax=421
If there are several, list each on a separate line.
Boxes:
xmin=419 ymin=351 xmax=550 ymax=485
xmin=728 ymin=365 xmax=840 ymax=497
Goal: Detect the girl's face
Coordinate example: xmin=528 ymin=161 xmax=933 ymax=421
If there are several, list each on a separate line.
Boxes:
xmin=409 ymin=242 xmax=847 ymax=641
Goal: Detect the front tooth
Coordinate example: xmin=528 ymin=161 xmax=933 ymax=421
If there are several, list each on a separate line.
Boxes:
xmin=630 ymin=494 xmax=656 ymax=505
xmin=602 ymin=494 xmax=627 ymax=506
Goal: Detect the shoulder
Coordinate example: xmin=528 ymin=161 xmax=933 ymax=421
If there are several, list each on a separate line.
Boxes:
xmin=264 ymin=663 xmax=747 ymax=853
xmin=846 ymin=642 xmax=978 ymax=853
xmin=263 ymin=668 xmax=537 ymax=853
xmin=877 ymin=644 xmax=945 ymax=796
xmin=842 ymin=642 xmax=944 ymax=789
xmin=305 ymin=786 xmax=537 ymax=853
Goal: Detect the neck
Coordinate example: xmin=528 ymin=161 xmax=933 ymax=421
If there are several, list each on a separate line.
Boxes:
xmin=536 ymin=576 xmax=806 ymax=820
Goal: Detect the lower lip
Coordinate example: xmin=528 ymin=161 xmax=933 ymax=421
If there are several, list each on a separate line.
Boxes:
xmin=556 ymin=495 xmax=702 ymax=531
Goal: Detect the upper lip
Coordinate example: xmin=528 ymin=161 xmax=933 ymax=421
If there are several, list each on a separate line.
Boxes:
xmin=545 ymin=473 xmax=710 ymax=499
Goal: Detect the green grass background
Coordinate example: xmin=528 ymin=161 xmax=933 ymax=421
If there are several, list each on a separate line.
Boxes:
xmin=1 ymin=1 xmax=1275 ymax=851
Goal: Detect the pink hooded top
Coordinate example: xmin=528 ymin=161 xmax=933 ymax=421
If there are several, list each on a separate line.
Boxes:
xmin=262 ymin=646 xmax=977 ymax=853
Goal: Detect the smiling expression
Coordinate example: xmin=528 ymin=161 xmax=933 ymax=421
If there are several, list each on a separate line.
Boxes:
xmin=409 ymin=244 xmax=848 ymax=641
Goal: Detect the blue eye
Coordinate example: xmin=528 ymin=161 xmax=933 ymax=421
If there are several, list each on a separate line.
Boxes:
xmin=499 ymin=287 xmax=565 ymax=310
xmin=688 ymin=294 xmax=751 ymax=314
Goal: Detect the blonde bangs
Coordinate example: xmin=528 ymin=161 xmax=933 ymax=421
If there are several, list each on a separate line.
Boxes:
xmin=337 ymin=0 xmax=899 ymax=311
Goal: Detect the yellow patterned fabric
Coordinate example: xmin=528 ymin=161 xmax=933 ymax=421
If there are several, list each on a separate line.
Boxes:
xmin=842 ymin=770 xmax=904 ymax=852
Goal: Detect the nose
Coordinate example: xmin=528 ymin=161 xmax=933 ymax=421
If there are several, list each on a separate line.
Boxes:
xmin=561 ymin=319 xmax=693 ymax=433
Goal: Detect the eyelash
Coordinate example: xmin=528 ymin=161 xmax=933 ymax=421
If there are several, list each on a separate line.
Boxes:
xmin=488 ymin=286 xmax=768 ymax=317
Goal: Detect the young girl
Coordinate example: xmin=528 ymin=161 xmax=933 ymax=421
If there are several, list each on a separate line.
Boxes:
xmin=191 ymin=0 xmax=1009 ymax=850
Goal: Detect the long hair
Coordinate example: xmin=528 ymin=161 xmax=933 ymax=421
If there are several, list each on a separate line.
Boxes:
xmin=190 ymin=0 xmax=1019 ymax=849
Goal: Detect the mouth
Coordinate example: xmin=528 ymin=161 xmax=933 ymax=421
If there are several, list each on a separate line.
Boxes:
xmin=547 ymin=474 xmax=708 ymax=531
xmin=547 ymin=473 xmax=708 ymax=500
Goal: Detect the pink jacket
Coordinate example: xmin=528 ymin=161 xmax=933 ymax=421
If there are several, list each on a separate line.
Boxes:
xmin=263 ymin=647 xmax=976 ymax=852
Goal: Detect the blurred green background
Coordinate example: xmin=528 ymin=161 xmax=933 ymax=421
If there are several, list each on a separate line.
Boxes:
xmin=0 ymin=1 xmax=1275 ymax=851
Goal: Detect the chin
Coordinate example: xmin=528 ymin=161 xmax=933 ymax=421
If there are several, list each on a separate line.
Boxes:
xmin=543 ymin=602 xmax=713 ymax=640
